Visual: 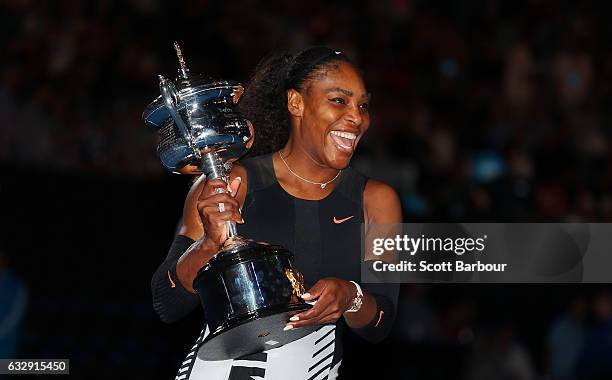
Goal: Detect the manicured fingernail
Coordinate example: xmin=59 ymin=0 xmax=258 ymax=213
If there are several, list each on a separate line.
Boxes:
xmin=289 ymin=316 xmax=299 ymax=322
xmin=301 ymin=293 xmax=311 ymax=299
xmin=283 ymin=324 xmax=294 ymax=331
xmin=235 ymin=176 xmax=242 ymax=182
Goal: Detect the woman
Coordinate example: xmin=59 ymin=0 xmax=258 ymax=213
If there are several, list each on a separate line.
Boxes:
xmin=151 ymin=46 xmax=401 ymax=379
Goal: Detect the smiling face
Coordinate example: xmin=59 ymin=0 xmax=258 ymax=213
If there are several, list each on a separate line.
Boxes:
xmin=288 ymin=61 xmax=371 ymax=169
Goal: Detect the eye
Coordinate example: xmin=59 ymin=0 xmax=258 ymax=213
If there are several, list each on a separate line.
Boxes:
xmin=330 ymin=97 xmax=346 ymax=105
xmin=359 ymin=102 xmax=370 ymax=110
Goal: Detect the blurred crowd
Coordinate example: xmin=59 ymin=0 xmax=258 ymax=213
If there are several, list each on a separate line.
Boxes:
xmin=2 ymin=0 xmax=612 ymax=219
xmin=388 ymin=285 xmax=612 ymax=380
xmin=0 ymin=252 xmax=27 ymax=359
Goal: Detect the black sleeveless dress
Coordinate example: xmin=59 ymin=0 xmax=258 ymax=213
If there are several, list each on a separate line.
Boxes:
xmin=170 ymin=153 xmax=398 ymax=380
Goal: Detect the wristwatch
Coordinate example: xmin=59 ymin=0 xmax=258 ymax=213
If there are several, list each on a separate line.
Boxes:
xmin=346 ymin=280 xmax=363 ymax=313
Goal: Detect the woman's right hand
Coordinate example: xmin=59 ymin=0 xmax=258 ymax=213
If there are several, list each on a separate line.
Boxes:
xmin=196 ymin=176 xmax=243 ymax=250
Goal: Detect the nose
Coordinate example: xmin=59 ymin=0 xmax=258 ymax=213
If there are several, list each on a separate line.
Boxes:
xmin=344 ymin=103 xmax=363 ymax=126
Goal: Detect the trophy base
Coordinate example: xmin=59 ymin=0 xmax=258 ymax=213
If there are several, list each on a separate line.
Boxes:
xmin=194 ymin=236 xmax=317 ymax=361
xmin=197 ymin=303 xmax=319 ymax=361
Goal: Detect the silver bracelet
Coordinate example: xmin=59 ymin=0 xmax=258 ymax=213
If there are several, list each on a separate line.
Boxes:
xmin=346 ymin=280 xmax=363 ymax=313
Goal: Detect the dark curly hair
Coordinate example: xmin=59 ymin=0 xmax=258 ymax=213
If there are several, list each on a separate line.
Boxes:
xmin=238 ymin=46 xmax=352 ymax=157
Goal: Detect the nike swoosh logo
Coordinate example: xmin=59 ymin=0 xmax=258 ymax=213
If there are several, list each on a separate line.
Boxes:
xmin=375 ymin=310 xmax=384 ymax=327
xmin=167 ymin=270 xmax=176 ymax=288
xmin=333 ymin=215 xmax=354 ymax=224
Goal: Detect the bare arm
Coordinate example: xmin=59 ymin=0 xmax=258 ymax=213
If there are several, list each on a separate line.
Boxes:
xmin=343 ymin=179 xmax=402 ymax=330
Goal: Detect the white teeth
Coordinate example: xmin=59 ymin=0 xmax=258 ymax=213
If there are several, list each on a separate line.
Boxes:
xmin=330 ymin=131 xmax=357 ymax=140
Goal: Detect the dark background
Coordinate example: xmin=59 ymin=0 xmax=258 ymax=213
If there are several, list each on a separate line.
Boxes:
xmin=2 ymin=0 xmax=612 ymax=379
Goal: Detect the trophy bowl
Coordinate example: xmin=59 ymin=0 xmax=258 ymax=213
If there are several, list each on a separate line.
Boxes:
xmin=143 ymin=75 xmax=250 ymax=173
xmin=143 ymin=43 xmax=315 ymax=360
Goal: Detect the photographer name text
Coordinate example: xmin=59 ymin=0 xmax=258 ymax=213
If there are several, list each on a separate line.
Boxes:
xmin=372 ymin=260 xmax=508 ymax=272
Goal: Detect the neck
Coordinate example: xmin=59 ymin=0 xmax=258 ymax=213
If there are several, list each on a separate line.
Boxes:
xmin=279 ymin=140 xmax=340 ymax=185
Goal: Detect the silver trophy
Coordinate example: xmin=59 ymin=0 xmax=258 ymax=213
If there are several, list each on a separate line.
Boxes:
xmin=143 ymin=43 xmax=316 ymax=360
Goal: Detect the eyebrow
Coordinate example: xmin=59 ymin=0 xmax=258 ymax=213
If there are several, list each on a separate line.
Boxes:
xmin=325 ymin=87 xmax=372 ymax=101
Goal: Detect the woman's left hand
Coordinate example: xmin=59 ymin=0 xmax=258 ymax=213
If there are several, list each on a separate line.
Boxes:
xmin=285 ymin=278 xmax=356 ymax=329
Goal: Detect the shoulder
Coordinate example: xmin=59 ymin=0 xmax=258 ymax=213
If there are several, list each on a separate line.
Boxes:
xmin=363 ymin=179 xmax=402 ymax=224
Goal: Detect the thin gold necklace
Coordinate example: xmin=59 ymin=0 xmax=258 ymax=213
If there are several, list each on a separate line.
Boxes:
xmin=278 ymin=151 xmax=341 ymax=189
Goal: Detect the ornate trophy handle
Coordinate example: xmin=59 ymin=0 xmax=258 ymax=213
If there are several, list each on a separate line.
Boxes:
xmin=158 ymin=75 xmax=200 ymax=159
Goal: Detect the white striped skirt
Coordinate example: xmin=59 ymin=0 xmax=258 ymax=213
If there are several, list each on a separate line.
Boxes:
xmin=176 ymin=324 xmax=340 ymax=380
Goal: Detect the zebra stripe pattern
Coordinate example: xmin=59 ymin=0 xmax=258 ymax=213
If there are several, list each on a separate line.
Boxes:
xmin=175 ymin=326 xmax=208 ymax=380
